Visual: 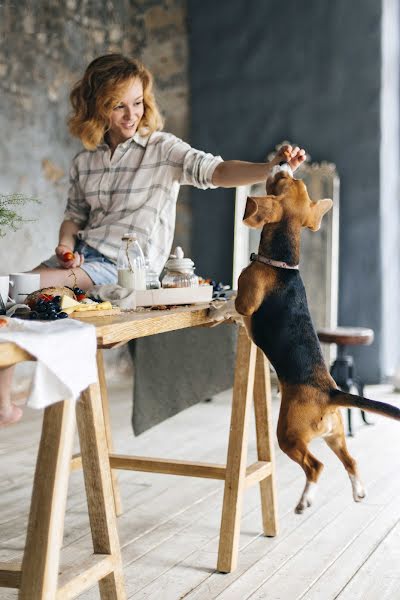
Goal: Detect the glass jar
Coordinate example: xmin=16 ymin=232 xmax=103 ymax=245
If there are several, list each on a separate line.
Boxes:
xmin=161 ymin=246 xmax=199 ymax=288
xmin=116 ymin=233 xmax=146 ymax=290
xmin=145 ymin=259 xmax=161 ymax=289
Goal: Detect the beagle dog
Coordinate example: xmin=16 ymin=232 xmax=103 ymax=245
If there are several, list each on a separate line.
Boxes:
xmin=211 ymin=169 xmax=400 ymax=513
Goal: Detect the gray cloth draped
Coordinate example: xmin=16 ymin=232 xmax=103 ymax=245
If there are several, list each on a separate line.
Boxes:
xmin=129 ymin=323 xmax=238 ymax=435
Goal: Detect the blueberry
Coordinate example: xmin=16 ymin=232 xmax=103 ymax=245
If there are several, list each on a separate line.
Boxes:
xmin=30 ymin=311 xmax=39 ymax=320
xmin=57 ymin=312 xmax=68 ymax=319
xmin=53 ymin=295 xmax=61 ymax=302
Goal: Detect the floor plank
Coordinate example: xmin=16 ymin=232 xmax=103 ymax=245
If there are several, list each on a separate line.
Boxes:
xmin=0 ymin=380 xmax=399 ymax=600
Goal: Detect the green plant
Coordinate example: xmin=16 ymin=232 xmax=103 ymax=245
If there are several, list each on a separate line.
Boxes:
xmin=0 ymin=193 xmax=40 ymax=237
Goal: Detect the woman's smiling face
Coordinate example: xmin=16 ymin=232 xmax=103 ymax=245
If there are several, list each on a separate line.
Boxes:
xmin=108 ymin=78 xmax=144 ymax=147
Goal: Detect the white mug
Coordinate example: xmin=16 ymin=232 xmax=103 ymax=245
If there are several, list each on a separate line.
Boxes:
xmin=0 ymin=275 xmax=9 ymax=307
xmin=9 ymin=273 xmax=41 ymax=303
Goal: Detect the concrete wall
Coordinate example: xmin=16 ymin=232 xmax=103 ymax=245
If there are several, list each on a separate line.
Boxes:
xmin=189 ymin=0 xmax=398 ymax=382
xmin=0 ymin=0 xmax=190 ymax=275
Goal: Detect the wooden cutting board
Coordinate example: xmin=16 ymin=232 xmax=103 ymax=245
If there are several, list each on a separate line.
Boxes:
xmin=69 ymin=307 xmax=121 ymax=319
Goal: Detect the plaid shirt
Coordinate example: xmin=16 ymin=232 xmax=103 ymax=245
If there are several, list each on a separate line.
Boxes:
xmin=64 ymin=131 xmax=223 ymax=275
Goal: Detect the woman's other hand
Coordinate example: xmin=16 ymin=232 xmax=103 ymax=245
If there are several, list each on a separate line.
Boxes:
xmin=55 ymin=244 xmax=84 ymax=269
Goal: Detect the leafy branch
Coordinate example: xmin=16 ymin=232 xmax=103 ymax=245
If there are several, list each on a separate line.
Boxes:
xmin=0 ymin=193 xmax=41 ymax=237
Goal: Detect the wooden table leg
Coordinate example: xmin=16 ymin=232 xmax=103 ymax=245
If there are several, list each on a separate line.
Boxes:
xmin=76 ymin=382 xmax=126 ymax=600
xmin=253 ymin=349 xmax=278 ymax=536
xmin=19 ymin=399 xmax=76 ymax=599
xmin=97 ymin=349 xmax=123 ymax=516
xmin=217 ymin=326 xmax=257 ymax=573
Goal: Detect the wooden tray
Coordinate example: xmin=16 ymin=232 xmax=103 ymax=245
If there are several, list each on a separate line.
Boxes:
xmin=135 ymin=286 xmax=213 ymax=307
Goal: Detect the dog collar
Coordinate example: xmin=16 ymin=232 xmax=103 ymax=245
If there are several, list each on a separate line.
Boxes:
xmin=250 ymin=252 xmax=299 ymax=270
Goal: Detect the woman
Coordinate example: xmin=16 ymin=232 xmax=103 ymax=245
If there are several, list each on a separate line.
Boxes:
xmin=0 ymin=53 xmax=305 ymax=426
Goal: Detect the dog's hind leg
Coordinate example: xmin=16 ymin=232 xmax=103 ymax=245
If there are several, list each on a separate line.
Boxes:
xmin=324 ymin=431 xmax=366 ymax=503
xmin=278 ymin=439 xmax=324 ymax=514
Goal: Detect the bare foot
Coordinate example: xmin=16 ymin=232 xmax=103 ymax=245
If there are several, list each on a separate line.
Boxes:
xmin=0 ymin=404 xmax=23 ymax=427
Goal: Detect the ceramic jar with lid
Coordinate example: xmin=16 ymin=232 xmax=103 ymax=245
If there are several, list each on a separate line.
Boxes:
xmin=161 ymin=246 xmax=199 ymax=288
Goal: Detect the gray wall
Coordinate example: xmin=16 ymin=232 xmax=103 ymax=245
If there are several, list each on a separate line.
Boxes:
xmin=189 ymin=0 xmax=399 ymax=383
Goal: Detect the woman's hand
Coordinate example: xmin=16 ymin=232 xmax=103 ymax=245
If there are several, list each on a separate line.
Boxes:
xmin=271 ymin=144 xmax=306 ymax=172
xmin=55 ymin=244 xmax=84 ymax=269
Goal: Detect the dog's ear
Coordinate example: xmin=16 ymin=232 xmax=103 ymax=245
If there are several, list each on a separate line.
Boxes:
xmin=305 ymin=199 xmax=333 ymax=231
xmin=243 ymin=195 xmax=283 ymax=228
xmin=243 ymin=196 xmax=259 ymax=221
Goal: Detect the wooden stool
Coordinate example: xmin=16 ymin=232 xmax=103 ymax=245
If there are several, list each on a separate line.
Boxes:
xmin=317 ymin=326 xmax=374 ymax=436
xmin=74 ymin=325 xmax=278 ymax=574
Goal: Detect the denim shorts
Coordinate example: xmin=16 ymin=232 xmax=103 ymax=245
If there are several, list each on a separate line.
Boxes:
xmin=42 ymin=241 xmax=118 ymax=286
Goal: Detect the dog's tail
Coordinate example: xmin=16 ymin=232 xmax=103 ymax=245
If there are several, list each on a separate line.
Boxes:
xmin=329 ymin=389 xmax=400 ymax=421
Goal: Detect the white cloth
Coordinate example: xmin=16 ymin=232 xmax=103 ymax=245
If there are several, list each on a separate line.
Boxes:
xmin=91 ymin=285 xmax=136 ymax=310
xmin=0 ymin=317 xmax=98 ymax=409
xmin=65 ymin=131 xmax=223 ymax=275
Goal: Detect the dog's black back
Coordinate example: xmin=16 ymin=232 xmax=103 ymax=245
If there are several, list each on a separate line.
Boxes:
xmin=251 ymin=269 xmax=326 ymax=387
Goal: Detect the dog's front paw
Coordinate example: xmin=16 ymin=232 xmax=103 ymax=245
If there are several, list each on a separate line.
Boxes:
xmin=208 ymin=298 xmax=242 ymax=326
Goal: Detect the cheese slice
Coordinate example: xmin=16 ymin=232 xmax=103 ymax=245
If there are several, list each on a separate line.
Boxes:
xmin=60 ymin=295 xmax=80 ymax=309
xmin=61 ymin=301 xmax=113 ymax=315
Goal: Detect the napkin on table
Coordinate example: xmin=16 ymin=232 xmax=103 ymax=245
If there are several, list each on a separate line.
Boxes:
xmin=0 ymin=317 xmax=98 ymax=409
xmin=91 ymin=284 xmax=136 ymax=310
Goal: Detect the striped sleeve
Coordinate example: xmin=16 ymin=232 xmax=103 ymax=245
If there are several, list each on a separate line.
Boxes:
xmin=163 ymin=135 xmax=223 ymax=189
xmin=63 ymin=159 xmax=90 ymax=226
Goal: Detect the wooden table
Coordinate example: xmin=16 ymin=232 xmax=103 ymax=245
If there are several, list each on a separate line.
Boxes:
xmin=72 ymin=303 xmax=278 ymax=573
xmin=0 ymin=340 xmax=126 ymax=598
xmin=0 ymin=303 xmax=278 ymax=596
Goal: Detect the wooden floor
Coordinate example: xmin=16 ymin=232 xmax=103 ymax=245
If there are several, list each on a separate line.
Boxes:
xmin=1 ymin=379 xmax=400 ymax=599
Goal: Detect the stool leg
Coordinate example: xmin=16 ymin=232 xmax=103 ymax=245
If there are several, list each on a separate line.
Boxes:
xmin=77 ymin=383 xmax=126 ymax=599
xmin=97 ymin=349 xmax=123 ymax=516
xmin=253 ymin=349 xmax=278 ymax=536
xmin=217 ymin=326 xmax=257 ymax=573
xmin=347 ymin=408 xmax=354 ymax=437
xmin=353 ymin=377 xmax=374 ymax=426
xmin=331 ymin=359 xmax=354 ymax=438
xmin=19 ymin=399 xmax=76 ymax=599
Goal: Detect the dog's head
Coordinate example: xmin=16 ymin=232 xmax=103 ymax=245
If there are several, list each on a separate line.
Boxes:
xmin=243 ymin=171 xmax=333 ymax=232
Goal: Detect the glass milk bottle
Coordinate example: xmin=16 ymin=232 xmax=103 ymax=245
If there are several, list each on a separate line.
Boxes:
xmin=117 ymin=234 xmax=146 ymax=290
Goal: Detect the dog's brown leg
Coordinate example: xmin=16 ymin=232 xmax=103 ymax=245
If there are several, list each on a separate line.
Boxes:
xmin=278 ymin=438 xmax=324 ymax=514
xmin=324 ymin=425 xmax=366 ymax=503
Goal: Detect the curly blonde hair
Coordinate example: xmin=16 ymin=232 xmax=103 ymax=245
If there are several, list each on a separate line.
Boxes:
xmin=68 ymin=54 xmax=164 ymax=150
